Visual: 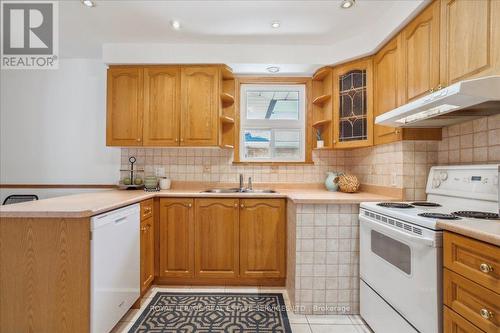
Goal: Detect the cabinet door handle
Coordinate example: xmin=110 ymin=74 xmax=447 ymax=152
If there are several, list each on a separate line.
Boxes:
xmin=186 ymin=203 xmax=192 ymax=208
xmin=137 ymin=138 xmax=141 ymax=142
xmin=140 ymin=226 xmax=147 ymax=232
xmin=436 ymin=84 xmax=442 ymax=90
xmin=240 ymin=204 xmax=245 ymax=208
xmin=234 ymin=203 xmax=238 ymax=208
xmin=429 ymin=88 xmax=434 ymax=93
xmin=180 ymin=138 xmax=184 ymax=142
xmin=175 ymin=138 xmax=179 ymax=142
xmin=479 ymin=263 xmax=493 ymax=273
xmin=480 ymin=308 xmax=493 ymax=320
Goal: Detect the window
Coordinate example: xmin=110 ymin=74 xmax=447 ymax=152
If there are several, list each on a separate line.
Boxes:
xmin=240 ymin=84 xmax=306 ymax=162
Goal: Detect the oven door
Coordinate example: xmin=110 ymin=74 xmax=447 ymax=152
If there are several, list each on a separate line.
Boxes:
xmin=360 ymin=211 xmax=442 ymax=333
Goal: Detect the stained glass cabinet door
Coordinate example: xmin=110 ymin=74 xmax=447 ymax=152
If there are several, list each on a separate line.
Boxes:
xmin=332 ymin=58 xmax=373 ymax=148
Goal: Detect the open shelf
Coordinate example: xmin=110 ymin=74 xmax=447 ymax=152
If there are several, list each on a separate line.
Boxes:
xmin=220 ymin=115 xmax=235 ymax=124
xmin=220 ymin=93 xmax=235 ymax=107
xmin=313 ymin=67 xmax=330 ymax=81
xmin=221 ymin=66 xmax=234 ymax=80
xmin=312 ymin=94 xmax=331 ymax=106
xmin=312 ymin=119 xmax=332 ymax=128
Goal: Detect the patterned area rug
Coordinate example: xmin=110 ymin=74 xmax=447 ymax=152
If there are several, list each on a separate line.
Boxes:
xmin=128 ymin=292 xmax=292 ymax=333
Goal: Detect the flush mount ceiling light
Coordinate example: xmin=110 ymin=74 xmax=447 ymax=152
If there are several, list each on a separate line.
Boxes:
xmin=171 ymin=20 xmax=181 ymax=30
xmin=266 ymin=66 xmax=280 ymax=73
xmin=340 ymin=0 xmax=355 ymax=9
xmin=81 ymin=0 xmax=96 ymax=7
xmin=271 ymin=21 xmax=281 ymax=29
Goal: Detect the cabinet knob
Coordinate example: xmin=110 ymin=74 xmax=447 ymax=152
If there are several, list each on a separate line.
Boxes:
xmin=140 ymin=226 xmax=147 ymax=232
xmin=175 ymin=138 xmax=178 ymax=142
xmin=187 ymin=203 xmax=192 ymax=208
xmin=240 ymin=204 xmax=245 ymax=208
xmin=234 ymin=203 xmax=238 ymax=208
xmin=137 ymin=138 xmax=141 ymax=142
xmin=429 ymin=88 xmax=434 ymax=93
xmin=480 ymin=308 xmax=493 ymax=320
xmin=394 ymin=130 xmax=400 ymax=135
xmin=180 ymin=138 xmax=184 ymax=142
xmin=479 ymin=263 xmax=493 ymax=273
xmin=436 ymin=84 xmax=443 ymax=90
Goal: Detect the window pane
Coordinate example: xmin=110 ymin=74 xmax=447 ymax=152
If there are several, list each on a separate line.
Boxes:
xmin=371 ymin=230 xmax=411 ymax=274
xmin=246 ymin=91 xmax=299 ymax=120
xmin=338 ymin=70 xmax=368 ymax=142
xmin=243 ymin=129 xmax=271 ymax=159
xmin=274 ymin=130 xmax=300 ymax=159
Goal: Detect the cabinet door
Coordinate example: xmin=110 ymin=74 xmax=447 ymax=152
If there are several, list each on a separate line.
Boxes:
xmin=333 ymin=58 xmax=373 ymax=149
xmin=106 ymin=67 xmax=143 ymax=146
xmin=194 ymin=198 xmax=239 ymax=278
xmin=403 ymin=1 xmax=440 ymax=102
xmin=180 ymin=66 xmax=219 ymax=146
xmin=140 ymin=216 xmax=154 ymax=293
xmin=239 ymin=199 xmax=286 ymax=278
xmin=159 ymin=198 xmax=194 ymax=278
xmin=143 ymin=66 xmax=180 ymax=146
xmin=440 ymin=0 xmax=500 ymax=85
xmin=373 ymin=35 xmax=405 ymax=145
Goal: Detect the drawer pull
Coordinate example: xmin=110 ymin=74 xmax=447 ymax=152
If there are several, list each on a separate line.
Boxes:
xmin=479 ymin=263 xmax=493 ymax=273
xmin=480 ymin=308 xmax=493 ymax=320
xmin=140 ymin=226 xmax=147 ymax=232
xmin=186 ymin=203 xmax=192 ymax=208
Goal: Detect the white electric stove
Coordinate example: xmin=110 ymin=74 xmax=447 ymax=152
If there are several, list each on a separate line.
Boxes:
xmin=359 ymin=164 xmax=499 ymax=333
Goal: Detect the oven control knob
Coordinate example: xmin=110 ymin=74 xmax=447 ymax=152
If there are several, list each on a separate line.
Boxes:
xmin=440 ymin=172 xmax=448 ymax=181
xmin=432 ymin=179 xmax=441 ymax=188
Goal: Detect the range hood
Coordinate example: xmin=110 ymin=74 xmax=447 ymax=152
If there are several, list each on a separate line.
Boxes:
xmin=376 ymin=76 xmax=500 ymax=128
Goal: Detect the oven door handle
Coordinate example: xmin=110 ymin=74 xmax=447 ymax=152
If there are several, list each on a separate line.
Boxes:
xmin=360 ymin=215 xmax=436 ymax=247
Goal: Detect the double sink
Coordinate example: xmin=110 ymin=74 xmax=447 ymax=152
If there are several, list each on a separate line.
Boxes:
xmin=202 ymin=188 xmax=276 ymax=194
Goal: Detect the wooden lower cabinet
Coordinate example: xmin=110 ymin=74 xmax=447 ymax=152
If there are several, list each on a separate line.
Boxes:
xmin=194 ymin=198 xmax=240 ymax=279
xmin=140 ymin=199 xmax=155 ymax=294
xmin=240 ymin=199 xmax=286 ymax=278
xmin=443 ymin=232 xmax=500 ymax=333
xmin=158 ymin=198 xmax=194 ymax=278
xmin=157 ymin=197 xmax=286 ymax=285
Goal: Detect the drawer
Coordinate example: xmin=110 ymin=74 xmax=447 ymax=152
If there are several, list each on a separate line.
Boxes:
xmin=140 ymin=199 xmax=154 ymax=220
xmin=444 ymin=232 xmax=500 ymax=293
xmin=444 ymin=306 xmax=485 ymax=333
xmin=444 ymin=268 xmax=499 ymax=333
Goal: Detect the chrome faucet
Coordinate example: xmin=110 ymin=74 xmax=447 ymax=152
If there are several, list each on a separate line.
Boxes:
xmin=239 ymin=174 xmax=244 ymax=192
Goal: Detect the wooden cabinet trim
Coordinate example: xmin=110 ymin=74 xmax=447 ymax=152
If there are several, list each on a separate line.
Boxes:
xmin=444 ymin=306 xmax=485 ymax=333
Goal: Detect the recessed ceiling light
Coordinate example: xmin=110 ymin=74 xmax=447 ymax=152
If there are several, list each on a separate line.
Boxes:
xmin=340 ymin=0 xmax=355 ymax=9
xmin=81 ymin=0 xmax=96 ymax=7
xmin=271 ymin=21 xmax=281 ymax=29
xmin=171 ymin=20 xmax=181 ymax=30
xmin=266 ymin=66 xmax=280 ymax=73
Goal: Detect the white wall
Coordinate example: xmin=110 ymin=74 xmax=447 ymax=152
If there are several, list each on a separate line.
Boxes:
xmin=0 ymin=59 xmax=120 ymax=185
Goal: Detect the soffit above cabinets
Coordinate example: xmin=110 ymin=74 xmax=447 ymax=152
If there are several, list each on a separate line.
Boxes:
xmin=61 ymin=0 xmax=427 ymax=72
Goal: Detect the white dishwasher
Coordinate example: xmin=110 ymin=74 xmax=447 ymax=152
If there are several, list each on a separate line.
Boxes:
xmin=91 ymin=203 xmax=140 ymax=333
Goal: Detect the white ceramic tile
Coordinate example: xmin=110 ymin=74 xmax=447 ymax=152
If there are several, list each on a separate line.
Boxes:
xmin=310 ymin=324 xmax=359 ymax=333
xmin=307 ymin=315 xmax=352 ymax=325
xmin=290 ymin=323 xmax=313 ymax=333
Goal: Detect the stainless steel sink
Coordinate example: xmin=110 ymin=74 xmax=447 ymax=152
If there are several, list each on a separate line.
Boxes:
xmin=242 ymin=189 xmax=276 ymax=193
xmin=201 ymin=188 xmax=276 ymax=194
xmin=202 ymin=188 xmax=241 ymax=193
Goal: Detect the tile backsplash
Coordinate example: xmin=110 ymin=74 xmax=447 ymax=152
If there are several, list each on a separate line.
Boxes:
xmin=121 ymin=148 xmax=346 ymax=184
xmin=437 ymin=114 xmax=500 ymax=164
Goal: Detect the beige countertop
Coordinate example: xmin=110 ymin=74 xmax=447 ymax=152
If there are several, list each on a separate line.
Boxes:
xmin=437 ymin=219 xmax=500 ymax=246
xmin=0 ymin=185 xmax=399 ymax=218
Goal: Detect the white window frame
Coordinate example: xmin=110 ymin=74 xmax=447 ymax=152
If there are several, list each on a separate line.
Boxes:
xmin=239 ymin=84 xmax=306 ymax=162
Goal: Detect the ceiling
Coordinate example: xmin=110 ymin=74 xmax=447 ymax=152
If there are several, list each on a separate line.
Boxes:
xmin=60 ymin=0 xmax=427 ymax=74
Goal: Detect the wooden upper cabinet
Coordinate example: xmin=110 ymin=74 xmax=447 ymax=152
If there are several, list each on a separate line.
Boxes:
xmin=403 ymin=0 xmax=440 ymax=102
xmin=239 ymin=199 xmax=286 ymax=278
xmin=180 ymin=66 xmax=219 ymax=146
xmin=159 ymin=198 xmax=194 ymax=278
xmin=440 ymin=0 xmax=500 ymax=85
xmin=143 ymin=67 xmax=180 ymax=146
xmin=373 ymin=35 xmax=405 ymax=145
xmin=106 ymin=67 xmax=143 ymax=146
xmin=332 ymin=58 xmax=373 ymax=149
xmin=194 ymin=198 xmax=239 ymax=279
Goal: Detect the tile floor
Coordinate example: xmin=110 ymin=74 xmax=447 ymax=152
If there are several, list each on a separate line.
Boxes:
xmin=111 ymin=285 xmax=373 ymax=333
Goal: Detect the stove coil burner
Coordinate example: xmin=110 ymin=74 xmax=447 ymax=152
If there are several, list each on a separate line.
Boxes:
xmin=418 ymin=213 xmax=460 ymax=220
xmin=452 ymin=211 xmax=500 ymax=220
xmin=377 ymin=202 xmax=414 ymax=209
xmin=411 ymin=202 xmax=442 ymax=207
